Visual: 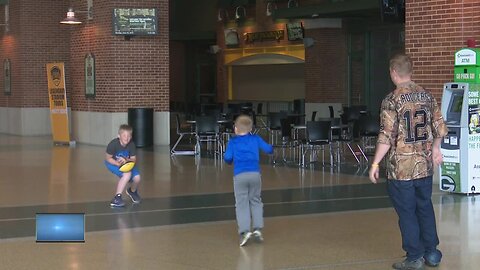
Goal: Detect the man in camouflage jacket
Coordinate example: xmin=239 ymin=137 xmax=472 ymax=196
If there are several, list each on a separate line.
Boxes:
xmin=369 ymin=53 xmax=448 ymax=270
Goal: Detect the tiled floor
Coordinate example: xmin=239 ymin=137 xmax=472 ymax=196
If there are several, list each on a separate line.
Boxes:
xmin=0 ymin=134 xmax=479 ymax=269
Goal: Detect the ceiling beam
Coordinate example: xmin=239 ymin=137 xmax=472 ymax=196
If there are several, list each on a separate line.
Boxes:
xmin=272 ymin=0 xmax=379 ymax=19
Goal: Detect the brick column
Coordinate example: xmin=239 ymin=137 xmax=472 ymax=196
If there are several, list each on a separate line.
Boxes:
xmin=0 ymin=0 xmax=70 ymax=135
xmin=406 ymin=0 xmax=480 ymax=101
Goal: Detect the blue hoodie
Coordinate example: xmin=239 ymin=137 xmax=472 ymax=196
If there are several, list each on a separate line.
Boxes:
xmin=224 ymin=133 xmax=273 ymax=176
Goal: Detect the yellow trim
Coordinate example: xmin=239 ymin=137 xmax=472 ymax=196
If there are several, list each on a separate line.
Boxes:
xmin=224 ymin=44 xmax=305 ymax=65
xmin=228 ymin=66 xmax=233 ymax=100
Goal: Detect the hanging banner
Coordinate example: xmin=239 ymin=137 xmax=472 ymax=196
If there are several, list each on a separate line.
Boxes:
xmin=46 ymin=62 xmax=70 ymax=143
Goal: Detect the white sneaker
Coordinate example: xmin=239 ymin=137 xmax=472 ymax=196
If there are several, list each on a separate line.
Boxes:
xmin=239 ymin=232 xmax=252 ymax=247
xmin=252 ymin=229 xmax=264 ymax=243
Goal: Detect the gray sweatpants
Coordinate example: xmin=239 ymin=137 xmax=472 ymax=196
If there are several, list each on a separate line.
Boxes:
xmin=233 ymin=172 xmax=264 ymax=234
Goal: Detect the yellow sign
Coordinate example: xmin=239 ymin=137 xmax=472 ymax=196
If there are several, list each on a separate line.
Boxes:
xmin=46 ymin=62 xmax=70 ymax=143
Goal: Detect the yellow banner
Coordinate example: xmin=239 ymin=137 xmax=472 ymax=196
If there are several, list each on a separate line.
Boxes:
xmin=46 ymin=62 xmax=70 ymax=143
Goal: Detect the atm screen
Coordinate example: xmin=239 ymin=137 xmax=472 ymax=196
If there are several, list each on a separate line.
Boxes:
xmin=449 ymin=95 xmax=463 ymax=113
xmin=446 ymin=93 xmax=463 ymax=123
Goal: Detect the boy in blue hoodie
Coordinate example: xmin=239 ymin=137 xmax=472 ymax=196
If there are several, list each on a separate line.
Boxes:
xmin=224 ymin=115 xmax=273 ymax=247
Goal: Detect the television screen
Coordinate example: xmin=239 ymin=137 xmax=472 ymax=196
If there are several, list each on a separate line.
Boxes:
xmin=113 ymin=8 xmax=157 ymax=35
xmin=36 ymin=213 xmax=85 ymax=242
xmin=286 ymin=22 xmax=304 ymax=41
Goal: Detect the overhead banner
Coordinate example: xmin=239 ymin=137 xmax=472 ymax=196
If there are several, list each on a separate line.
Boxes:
xmin=46 ymin=62 xmax=70 ymax=144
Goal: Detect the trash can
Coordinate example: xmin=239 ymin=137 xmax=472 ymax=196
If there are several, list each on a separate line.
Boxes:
xmin=128 ymin=108 xmax=154 ymax=148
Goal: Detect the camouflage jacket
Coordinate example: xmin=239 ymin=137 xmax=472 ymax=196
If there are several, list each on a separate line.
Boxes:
xmin=377 ymin=81 xmax=448 ymax=180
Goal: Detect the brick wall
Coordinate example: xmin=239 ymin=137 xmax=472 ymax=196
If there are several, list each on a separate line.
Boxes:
xmin=70 ymin=0 xmax=169 ymax=112
xmin=406 ymin=0 xmax=480 ymax=101
xmin=0 ymin=0 xmax=169 ymax=112
xmin=304 ymin=28 xmax=347 ymax=103
xmin=0 ymin=0 xmax=70 ymax=108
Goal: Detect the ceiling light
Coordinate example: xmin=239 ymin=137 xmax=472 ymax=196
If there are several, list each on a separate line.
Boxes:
xmin=266 ymin=2 xmax=277 ymax=17
xmin=217 ymin=8 xmax=229 ymax=22
xmin=0 ymin=4 xmax=10 ymax=32
xmin=60 ymin=8 xmax=82 ymax=24
xmin=60 ymin=0 xmax=93 ymax=25
xmin=287 ymin=0 xmax=299 ymax=8
xmin=235 ymin=6 xmax=246 ymax=20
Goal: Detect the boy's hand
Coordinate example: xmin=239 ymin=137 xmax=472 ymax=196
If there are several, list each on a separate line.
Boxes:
xmin=117 ymin=157 xmax=127 ymax=165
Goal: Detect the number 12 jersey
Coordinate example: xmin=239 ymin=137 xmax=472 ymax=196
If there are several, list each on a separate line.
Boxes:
xmin=378 ymin=81 xmax=448 ymax=180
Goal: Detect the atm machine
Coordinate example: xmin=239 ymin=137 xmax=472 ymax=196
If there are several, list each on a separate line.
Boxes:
xmin=439 ymin=48 xmax=480 ymax=194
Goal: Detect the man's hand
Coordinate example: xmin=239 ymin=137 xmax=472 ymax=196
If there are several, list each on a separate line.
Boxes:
xmin=369 ymin=144 xmax=390 ymax=184
xmin=369 ymin=165 xmax=379 ymax=184
xmin=432 ymin=147 xmax=443 ymax=166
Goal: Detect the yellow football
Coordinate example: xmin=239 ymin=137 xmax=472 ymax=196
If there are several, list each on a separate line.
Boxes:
xmin=119 ymin=161 xmax=135 ymax=173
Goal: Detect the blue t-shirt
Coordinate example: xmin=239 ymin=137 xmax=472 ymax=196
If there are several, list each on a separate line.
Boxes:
xmin=224 ymin=134 xmax=273 ymax=176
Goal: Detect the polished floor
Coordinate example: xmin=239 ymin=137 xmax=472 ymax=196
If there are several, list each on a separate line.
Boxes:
xmin=0 ymin=134 xmax=479 ymax=269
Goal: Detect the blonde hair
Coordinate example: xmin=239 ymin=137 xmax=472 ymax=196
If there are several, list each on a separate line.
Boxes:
xmin=389 ymin=53 xmax=413 ymax=77
xmin=118 ymin=124 xmax=133 ymax=134
xmin=235 ymin=115 xmax=253 ymax=134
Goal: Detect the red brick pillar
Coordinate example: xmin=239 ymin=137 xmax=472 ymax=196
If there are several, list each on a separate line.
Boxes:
xmin=406 ymin=1 xmax=480 ymax=101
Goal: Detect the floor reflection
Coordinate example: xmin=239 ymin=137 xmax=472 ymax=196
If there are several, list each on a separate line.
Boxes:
xmin=3 ymin=135 xmax=480 ymax=269
xmin=438 ymin=193 xmax=480 ymax=255
xmin=237 ymin=245 xmax=264 ymax=270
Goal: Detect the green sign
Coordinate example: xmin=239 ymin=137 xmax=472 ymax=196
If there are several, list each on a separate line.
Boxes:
xmin=454 ymin=48 xmax=480 ymax=83
xmin=441 ymin=162 xmax=460 ymax=192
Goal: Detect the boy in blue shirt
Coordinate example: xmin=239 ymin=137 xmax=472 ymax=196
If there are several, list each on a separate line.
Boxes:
xmin=224 ymin=115 xmax=273 ymax=246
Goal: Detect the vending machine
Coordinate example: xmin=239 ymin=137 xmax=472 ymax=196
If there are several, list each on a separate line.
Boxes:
xmin=439 ymin=48 xmax=480 ymax=194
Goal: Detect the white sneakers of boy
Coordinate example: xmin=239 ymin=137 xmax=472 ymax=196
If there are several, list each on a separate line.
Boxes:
xmin=239 ymin=229 xmax=264 ymax=247
xmin=239 ymin=232 xmax=252 ymax=247
xmin=252 ymin=229 xmax=264 ymax=243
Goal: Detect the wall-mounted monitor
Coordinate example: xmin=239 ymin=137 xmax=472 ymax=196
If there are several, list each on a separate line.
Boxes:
xmin=286 ymin=22 xmax=304 ymax=41
xmin=113 ymin=8 xmax=158 ymax=35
